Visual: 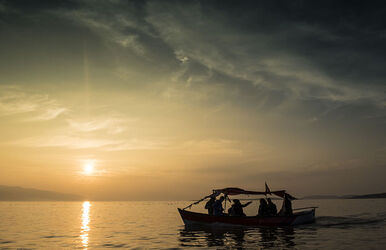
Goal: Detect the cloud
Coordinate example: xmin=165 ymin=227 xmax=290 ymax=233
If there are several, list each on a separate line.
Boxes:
xmin=102 ymin=139 xmax=166 ymax=151
xmin=13 ymin=135 xmax=117 ymax=149
xmin=61 ymin=1 xmax=152 ymax=57
xmin=67 ymin=115 xmax=137 ymax=134
xmin=3 ymin=1 xmax=386 ymax=111
xmin=11 ymin=134 xmax=164 ymax=151
xmin=145 ymin=1 xmax=386 ymax=108
xmin=38 ymin=0 xmax=384 ymax=117
xmin=174 ymin=50 xmax=189 ymax=64
xmin=0 ymin=85 xmax=67 ymax=121
xmin=179 ymin=139 xmax=243 ymax=156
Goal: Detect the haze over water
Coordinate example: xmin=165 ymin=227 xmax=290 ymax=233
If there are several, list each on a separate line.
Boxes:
xmin=1 ymin=199 xmax=385 ymax=249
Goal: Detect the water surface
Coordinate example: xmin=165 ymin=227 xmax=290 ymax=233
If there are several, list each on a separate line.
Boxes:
xmin=0 ymin=199 xmax=385 ymax=249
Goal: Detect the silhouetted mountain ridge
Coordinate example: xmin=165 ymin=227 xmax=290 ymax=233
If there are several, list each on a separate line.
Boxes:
xmin=302 ymin=193 xmax=386 ymax=199
xmin=342 ymin=193 xmax=386 ymax=199
xmin=0 ymin=185 xmax=83 ymax=201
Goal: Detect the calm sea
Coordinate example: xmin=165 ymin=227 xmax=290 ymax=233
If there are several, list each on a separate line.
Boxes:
xmin=0 ymin=199 xmax=385 ymax=249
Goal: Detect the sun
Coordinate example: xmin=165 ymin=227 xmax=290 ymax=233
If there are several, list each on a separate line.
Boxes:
xmin=83 ymin=160 xmax=95 ymax=175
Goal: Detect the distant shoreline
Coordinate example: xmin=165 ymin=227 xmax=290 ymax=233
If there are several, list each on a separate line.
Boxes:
xmin=0 ymin=185 xmax=83 ymax=201
xmin=301 ymin=192 xmax=386 ymax=200
xmin=1 ymin=185 xmax=385 ymax=201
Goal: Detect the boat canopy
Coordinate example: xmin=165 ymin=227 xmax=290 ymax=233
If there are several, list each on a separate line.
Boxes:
xmin=182 ymin=186 xmax=296 ymax=210
xmin=213 ymin=187 xmax=296 ymax=200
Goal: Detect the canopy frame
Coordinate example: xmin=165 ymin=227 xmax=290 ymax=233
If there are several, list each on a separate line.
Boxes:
xmin=212 ymin=187 xmax=296 ymax=200
xmin=182 ymin=186 xmax=296 ymax=210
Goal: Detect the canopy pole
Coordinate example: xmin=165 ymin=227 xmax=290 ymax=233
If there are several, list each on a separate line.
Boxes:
xmin=224 ymin=195 xmax=227 ymax=212
xmin=182 ymin=193 xmax=216 ymax=210
xmin=293 ymin=206 xmax=318 ymax=211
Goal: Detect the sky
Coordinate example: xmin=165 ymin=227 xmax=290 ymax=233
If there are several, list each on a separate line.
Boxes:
xmin=0 ymin=0 xmax=385 ymax=200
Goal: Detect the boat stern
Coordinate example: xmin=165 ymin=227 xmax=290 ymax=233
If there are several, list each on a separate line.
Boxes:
xmin=291 ymin=209 xmax=316 ymax=225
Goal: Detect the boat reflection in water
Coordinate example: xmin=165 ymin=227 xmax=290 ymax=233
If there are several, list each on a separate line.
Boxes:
xmin=258 ymin=226 xmax=295 ymax=249
xmin=80 ymin=201 xmax=91 ymax=249
xmin=179 ymin=225 xmax=296 ymax=249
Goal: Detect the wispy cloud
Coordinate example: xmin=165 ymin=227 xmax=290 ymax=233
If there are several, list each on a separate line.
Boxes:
xmin=179 ymin=139 xmax=243 ymax=156
xmin=103 ymin=139 xmax=165 ymax=151
xmin=0 ymin=86 xmax=67 ymax=121
xmin=11 ymin=134 xmax=164 ymax=151
xmin=67 ymin=116 xmax=137 ymax=134
xmin=54 ymin=0 xmax=386 ymax=111
xmin=62 ymin=1 xmax=151 ymax=56
xmin=12 ymin=135 xmax=117 ymax=149
xmin=145 ymin=2 xmax=385 ymax=108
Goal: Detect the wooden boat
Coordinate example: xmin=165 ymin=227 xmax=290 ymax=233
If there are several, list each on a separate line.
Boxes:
xmin=178 ymin=207 xmax=315 ymax=226
xmin=178 ymin=186 xmax=316 ymax=227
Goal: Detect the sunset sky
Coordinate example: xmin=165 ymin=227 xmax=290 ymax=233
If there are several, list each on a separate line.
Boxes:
xmin=0 ymin=0 xmax=385 ymax=200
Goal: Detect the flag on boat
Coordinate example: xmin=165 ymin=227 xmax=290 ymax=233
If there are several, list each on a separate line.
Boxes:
xmin=265 ymin=182 xmax=271 ymax=194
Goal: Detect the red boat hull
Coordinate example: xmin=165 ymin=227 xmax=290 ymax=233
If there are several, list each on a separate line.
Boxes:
xmin=178 ymin=208 xmax=315 ymax=226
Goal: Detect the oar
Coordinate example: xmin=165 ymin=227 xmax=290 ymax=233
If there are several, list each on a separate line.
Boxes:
xmin=293 ymin=206 xmax=318 ymax=211
xmin=182 ymin=193 xmax=213 ymax=210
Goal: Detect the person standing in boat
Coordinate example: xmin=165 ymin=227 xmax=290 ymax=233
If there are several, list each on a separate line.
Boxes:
xmin=213 ymin=196 xmax=225 ymax=216
xmin=279 ymin=194 xmax=293 ymax=216
xmin=229 ymin=199 xmax=252 ymax=216
xmin=258 ymin=198 xmax=269 ymax=216
xmin=266 ymin=198 xmax=277 ymax=216
xmin=204 ymin=195 xmax=216 ymax=215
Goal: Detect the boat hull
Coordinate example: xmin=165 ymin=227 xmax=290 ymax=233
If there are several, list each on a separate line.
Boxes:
xmin=178 ymin=208 xmax=315 ymax=227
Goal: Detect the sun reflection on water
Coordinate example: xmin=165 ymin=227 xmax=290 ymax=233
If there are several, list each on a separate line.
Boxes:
xmin=80 ymin=201 xmax=91 ymax=249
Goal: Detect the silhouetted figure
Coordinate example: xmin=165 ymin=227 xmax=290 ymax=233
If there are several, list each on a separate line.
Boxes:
xmin=205 ymin=196 xmax=216 ymax=215
xmin=267 ymin=198 xmax=277 ymax=216
xmin=213 ymin=196 xmax=225 ymax=216
xmin=228 ymin=199 xmax=252 ymax=216
xmin=279 ymin=194 xmax=293 ymax=216
xmin=258 ymin=198 xmax=269 ymax=216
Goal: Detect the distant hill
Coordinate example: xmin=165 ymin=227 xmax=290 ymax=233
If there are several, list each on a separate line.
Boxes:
xmin=302 ymin=193 xmax=386 ymax=200
xmin=0 ymin=185 xmax=83 ymax=201
xmin=343 ymin=193 xmax=386 ymax=199
xmin=301 ymin=195 xmax=340 ymax=199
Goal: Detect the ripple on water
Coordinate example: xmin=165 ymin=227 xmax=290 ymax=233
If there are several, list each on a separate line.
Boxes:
xmin=102 ymin=243 xmax=127 ymax=248
xmin=315 ymin=215 xmax=384 ymax=228
xmin=0 ymin=240 xmax=15 ymax=244
xmin=41 ymin=235 xmax=67 ymax=238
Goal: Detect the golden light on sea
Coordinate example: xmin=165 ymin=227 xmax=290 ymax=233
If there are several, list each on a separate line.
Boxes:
xmin=80 ymin=201 xmax=91 ymax=249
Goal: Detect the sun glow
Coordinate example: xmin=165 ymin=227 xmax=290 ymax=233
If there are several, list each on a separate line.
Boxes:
xmin=83 ymin=160 xmax=94 ymax=175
